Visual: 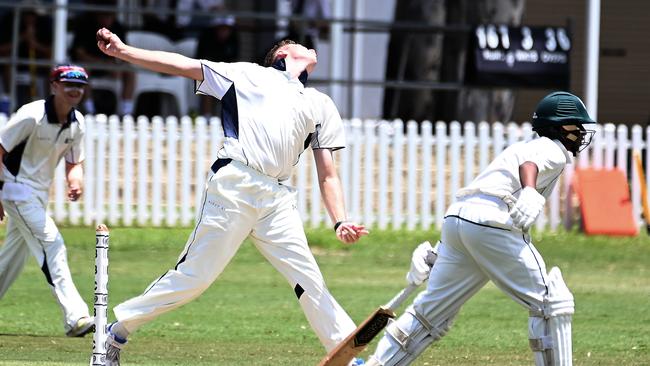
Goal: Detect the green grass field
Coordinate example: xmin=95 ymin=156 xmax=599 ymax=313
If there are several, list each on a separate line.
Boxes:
xmin=0 ymin=226 xmax=648 ymax=365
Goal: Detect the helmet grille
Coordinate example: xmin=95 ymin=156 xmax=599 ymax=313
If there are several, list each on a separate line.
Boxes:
xmin=556 ymin=99 xmax=579 ymax=118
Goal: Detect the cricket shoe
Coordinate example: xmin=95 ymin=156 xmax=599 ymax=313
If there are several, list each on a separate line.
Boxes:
xmin=349 ymin=357 xmax=365 ymax=366
xmin=105 ymin=323 xmax=127 ymax=366
xmin=65 ymin=316 xmax=94 ymax=337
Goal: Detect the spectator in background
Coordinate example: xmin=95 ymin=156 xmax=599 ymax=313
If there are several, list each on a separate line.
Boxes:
xmin=0 ymin=0 xmax=52 ymax=107
xmin=287 ymin=0 xmax=331 ymax=50
xmin=195 ymin=15 xmax=239 ymax=116
xmin=141 ymin=0 xmax=183 ymax=41
xmin=71 ymin=0 xmax=135 ymax=115
xmin=176 ymin=0 xmax=225 ymax=31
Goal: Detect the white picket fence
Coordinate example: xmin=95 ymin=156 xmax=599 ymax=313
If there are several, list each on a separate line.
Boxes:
xmin=0 ymin=113 xmax=648 ymax=231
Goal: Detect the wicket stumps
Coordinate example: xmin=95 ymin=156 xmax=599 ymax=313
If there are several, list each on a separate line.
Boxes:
xmin=91 ymin=225 xmax=110 ymax=366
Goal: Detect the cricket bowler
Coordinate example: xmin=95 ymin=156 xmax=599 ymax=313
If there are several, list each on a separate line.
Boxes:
xmin=95 ymin=27 xmax=368 ymax=366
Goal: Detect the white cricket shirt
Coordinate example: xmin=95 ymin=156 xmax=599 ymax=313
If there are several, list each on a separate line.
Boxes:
xmin=457 ymin=137 xmax=572 ymax=202
xmin=0 ymin=96 xmax=85 ymax=191
xmin=447 ymin=137 xmax=572 ymax=229
xmin=195 ymin=60 xmax=345 ymax=181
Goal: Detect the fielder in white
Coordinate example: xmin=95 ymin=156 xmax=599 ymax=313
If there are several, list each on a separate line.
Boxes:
xmin=95 ymin=28 xmax=369 ymax=366
xmin=0 ymin=65 xmax=94 ymax=337
xmin=366 ymin=91 xmax=596 ymax=366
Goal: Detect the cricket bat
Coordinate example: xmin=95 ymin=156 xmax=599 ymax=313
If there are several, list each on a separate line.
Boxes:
xmin=317 ymin=284 xmax=419 ymax=366
xmin=317 ymin=248 xmax=437 ymax=366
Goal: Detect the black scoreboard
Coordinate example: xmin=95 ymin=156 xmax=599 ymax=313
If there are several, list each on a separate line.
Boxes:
xmin=465 ymin=24 xmax=571 ymax=88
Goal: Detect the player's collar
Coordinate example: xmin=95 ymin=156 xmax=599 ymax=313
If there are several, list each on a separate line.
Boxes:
xmin=271 ymin=58 xmax=309 ymax=86
xmin=45 ymin=95 xmax=77 ymax=126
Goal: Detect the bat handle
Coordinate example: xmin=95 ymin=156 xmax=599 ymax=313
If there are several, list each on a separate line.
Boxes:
xmin=383 ymin=243 xmax=438 ymax=312
xmin=384 ymin=284 xmax=418 ymax=311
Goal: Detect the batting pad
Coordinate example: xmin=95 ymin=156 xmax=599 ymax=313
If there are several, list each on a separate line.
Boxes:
xmin=573 ymin=168 xmax=638 ymax=236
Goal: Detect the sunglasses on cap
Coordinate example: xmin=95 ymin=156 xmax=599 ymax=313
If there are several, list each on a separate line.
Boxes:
xmin=50 ymin=65 xmax=89 ymax=84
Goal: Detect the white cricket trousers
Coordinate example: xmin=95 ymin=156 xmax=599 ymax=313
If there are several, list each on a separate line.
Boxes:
xmin=0 ymin=188 xmax=90 ymax=332
xmin=114 ymin=160 xmax=356 ymax=351
xmin=410 ymin=211 xmax=550 ymax=333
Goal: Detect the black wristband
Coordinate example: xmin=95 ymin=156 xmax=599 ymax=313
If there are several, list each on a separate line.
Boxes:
xmin=334 ymin=221 xmax=344 ymax=232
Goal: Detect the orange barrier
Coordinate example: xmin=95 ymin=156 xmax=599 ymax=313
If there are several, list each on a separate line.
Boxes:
xmin=573 ymin=168 xmax=638 ymax=236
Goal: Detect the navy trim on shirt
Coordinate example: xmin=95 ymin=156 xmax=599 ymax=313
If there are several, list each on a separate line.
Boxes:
xmin=303 ymin=132 xmax=313 ymax=150
xmin=194 ymin=63 xmax=206 ymax=94
xmin=44 ymin=95 xmax=77 ymax=126
xmin=45 ymin=95 xmax=79 ymax=141
xmin=298 ymin=70 xmax=309 ymax=85
xmin=271 ymin=58 xmax=286 ymax=72
xmin=221 ymin=85 xmax=239 ymax=139
xmin=271 ymin=58 xmax=309 ymax=86
xmin=3 ymin=140 xmax=27 ymax=177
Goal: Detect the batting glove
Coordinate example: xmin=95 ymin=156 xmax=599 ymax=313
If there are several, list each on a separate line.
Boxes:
xmin=406 ymin=241 xmax=438 ymax=286
xmin=509 ymin=187 xmax=545 ymax=231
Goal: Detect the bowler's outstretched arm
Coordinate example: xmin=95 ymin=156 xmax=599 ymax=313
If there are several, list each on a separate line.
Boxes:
xmin=96 ymin=27 xmax=203 ymax=81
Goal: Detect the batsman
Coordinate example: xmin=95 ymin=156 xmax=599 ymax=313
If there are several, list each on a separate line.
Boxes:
xmin=365 ymin=91 xmax=596 ymax=366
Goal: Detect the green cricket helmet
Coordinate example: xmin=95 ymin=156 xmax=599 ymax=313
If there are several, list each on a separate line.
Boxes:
xmin=531 ymin=91 xmax=597 ymax=156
